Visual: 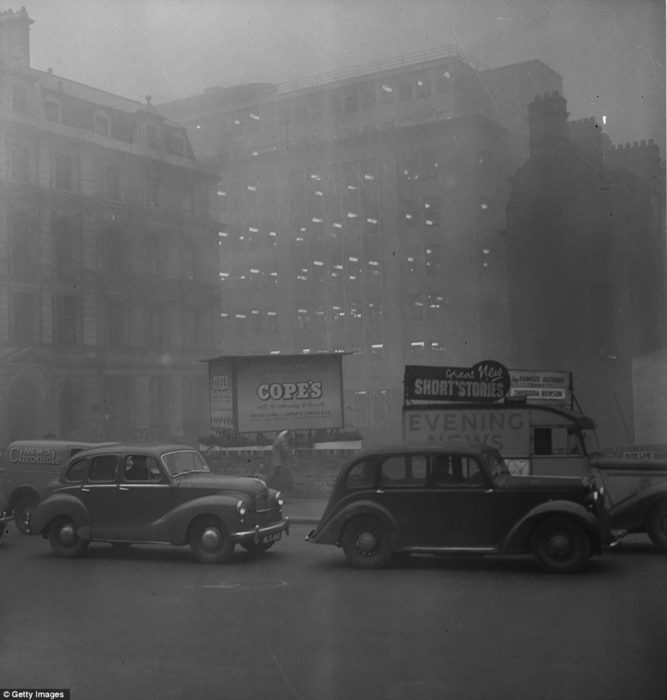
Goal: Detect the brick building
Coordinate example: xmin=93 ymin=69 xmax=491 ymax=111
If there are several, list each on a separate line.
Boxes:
xmin=0 ymin=8 xmax=220 ymax=443
xmin=160 ymin=49 xmax=563 ymax=446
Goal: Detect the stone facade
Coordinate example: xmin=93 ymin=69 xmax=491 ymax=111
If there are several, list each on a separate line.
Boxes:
xmin=0 ymin=8 xmax=220 ymax=443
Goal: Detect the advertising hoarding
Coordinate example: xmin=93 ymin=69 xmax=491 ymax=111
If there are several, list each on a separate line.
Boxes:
xmin=508 ymin=369 xmax=572 ymax=405
xmin=207 ymin=354 xmax=344 ymax=434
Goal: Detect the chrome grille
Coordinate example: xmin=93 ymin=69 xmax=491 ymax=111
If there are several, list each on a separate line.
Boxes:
xmin=255 ymin=490 xmax=271 ymax=526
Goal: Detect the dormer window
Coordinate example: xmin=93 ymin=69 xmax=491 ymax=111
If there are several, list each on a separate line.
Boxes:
xmin=147 ymin=125 xmax=159 ymax=150
xmin=11 ymin=84 xmax=28 ymax=113
xmin=94 ymin=111 xmax=110 ymax=137
xmin=44 ymin=99 xmax=61 ymax=123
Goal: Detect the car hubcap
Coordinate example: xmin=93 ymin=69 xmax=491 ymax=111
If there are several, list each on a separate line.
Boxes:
xmin=547 ymin=532 xmax=571 ymax=557
xmin=201 ymin=527 xmax=222 ymax=551
xmin=60 ymin=524 xmax=77 ymax=546
xmin=357 ymin=531 xmax=378 ymax=555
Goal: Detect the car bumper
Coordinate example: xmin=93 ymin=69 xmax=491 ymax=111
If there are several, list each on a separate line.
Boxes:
xmin=231 ymin=518 xmax=290 ymax=545
xmin=0 ymin=511 xmax=14 ymax=537
xmin=605 ymin=527 xmax=627 ymax=548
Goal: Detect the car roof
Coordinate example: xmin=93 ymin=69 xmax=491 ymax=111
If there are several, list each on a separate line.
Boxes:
xmin=353 ymin=443 xmax=496 ymax=459
xmin=68 ymin=443 xmax=198 ymax=458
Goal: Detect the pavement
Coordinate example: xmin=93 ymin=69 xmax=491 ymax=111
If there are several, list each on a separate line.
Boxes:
xmin=283 ymin=497 xmax=328 ymax=524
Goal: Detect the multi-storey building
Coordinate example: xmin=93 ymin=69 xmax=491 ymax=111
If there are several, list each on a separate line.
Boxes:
xmin=505 ymin=91 xmax=665 ymax=446
xmin=0 ymin=8 xmax=220 ymax=443
xmin=160 ymin=48 xmax=562 ymax=445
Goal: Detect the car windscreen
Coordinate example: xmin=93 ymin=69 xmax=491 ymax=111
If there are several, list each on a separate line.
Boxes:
xmin=161 ymin=450 xmax=211 ymax=477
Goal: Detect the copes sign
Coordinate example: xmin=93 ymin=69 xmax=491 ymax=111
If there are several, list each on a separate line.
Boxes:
xmin=404 ymin=361 xmax=511 ymax=403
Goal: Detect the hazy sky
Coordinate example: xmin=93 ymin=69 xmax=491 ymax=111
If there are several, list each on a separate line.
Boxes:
xmin=2 ymin=0 xmax=665 ymax=153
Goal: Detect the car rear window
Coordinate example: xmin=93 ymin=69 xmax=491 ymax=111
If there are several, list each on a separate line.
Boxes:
xmin=380 ymin=455 xmax=427 ymax=487
xmin=65 ymin=458 xmax=89 ymax=483
xmin=346 ymin=460 xmax=375 ymax=489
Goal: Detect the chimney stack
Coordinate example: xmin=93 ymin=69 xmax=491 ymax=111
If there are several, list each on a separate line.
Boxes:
xmin=0 ymin=7 xmax=33 ymax=69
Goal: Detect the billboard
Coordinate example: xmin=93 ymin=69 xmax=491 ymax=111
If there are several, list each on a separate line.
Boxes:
xmin=507 ymin=369 xmax=572 ymax=406
xmin=207 ymin=353 xmax=345 ymax=433
xmin=404 ymin=362 xmax=573 ymax=408
xmin=404 ymin=360 xmax=511 ymax=403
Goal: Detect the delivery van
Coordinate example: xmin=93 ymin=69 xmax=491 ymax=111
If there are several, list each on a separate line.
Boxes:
xmin=0 ymin=440 xmax=106 ymax=533
xmin=403 ymin=401 xmax=596 ymax=477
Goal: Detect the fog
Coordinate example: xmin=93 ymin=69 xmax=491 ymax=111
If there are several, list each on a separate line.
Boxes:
xmin=1 ymin=0 xmax=664 ymax=153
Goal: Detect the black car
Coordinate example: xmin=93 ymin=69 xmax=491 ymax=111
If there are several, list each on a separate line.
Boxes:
xmin=306 ymin=444 xmax=624 ymax=573
xmin=30 ymin=444 xmax=289 ymax=563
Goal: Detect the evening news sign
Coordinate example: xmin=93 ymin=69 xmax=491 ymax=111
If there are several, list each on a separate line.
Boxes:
xmin=207 ymin=353 xmax=344 ymax=433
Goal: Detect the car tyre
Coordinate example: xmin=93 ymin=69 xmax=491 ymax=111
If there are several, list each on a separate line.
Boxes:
xmin=530 ymin=515 xmax=591 ymax=574
xmin=189 ymin=517 xmax=234 ymax=564
xmin=646 ymin=499 xmax=667 ymax=552
xmin=48 ymin=517 xmax=89 ymax=558
xmin=14 ymin=494 xmax=39 ymax=534
xmin=341 ymin=515 xmax=392 ymax=569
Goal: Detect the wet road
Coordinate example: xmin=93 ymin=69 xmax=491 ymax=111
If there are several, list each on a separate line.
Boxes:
xmin=0 ymin=524 xmax=665 ymax=700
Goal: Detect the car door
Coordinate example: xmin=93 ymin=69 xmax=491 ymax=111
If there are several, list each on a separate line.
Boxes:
xmin=116 ymin=453 xmax=174 ymax=541
xmin=426 ymin=453 xmax=502 ymax=549
xmin=79 ymin=454 xmax=122 ymax=540
xmin=371 ymin=453 xmax=431 ymax=547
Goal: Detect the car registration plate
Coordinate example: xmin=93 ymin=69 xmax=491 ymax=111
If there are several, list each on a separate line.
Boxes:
xmin=263 ymin=532 xmax=282 ymax=544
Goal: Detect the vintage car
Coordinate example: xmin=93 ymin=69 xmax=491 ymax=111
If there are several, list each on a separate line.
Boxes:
xmin=306 ymin=444 xmax=624 ymax=573
xmin=30 ymin=443 xmax=289 ymax=563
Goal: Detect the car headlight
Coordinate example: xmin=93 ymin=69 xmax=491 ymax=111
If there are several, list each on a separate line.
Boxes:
xmin=275 ymin=491 xmax=284 ymax=507
xmin=236 ymin=499 xmax=249 ymax=516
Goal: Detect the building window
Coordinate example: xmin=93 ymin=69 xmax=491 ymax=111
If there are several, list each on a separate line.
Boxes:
xmin=103 ymin=163 xmax=121 ymax=201
xmin=107 ymin=299 xmax=126 ymax=348
xmin=9 ymin=210 xmax=36 ymax=274
xmin=53 ymin=295 xmax=78 ymax=346
xmin=146 ymin=173 xmax=159 ymax=206
xmin=44 ymin=100 xmax=61 ymax=123
xmin=11 ymin=143 xmax=30 ymax=183
xmin=94 ymin=111 xmax=110 ymax=137
xmin=149 ymin=376 xmax=169 ymax=430
xmin=166 ymin=129 xmax=185 ymax=156
xmin=52 ymin=153 xmax=73 ymax=191
xmin=11 ymin=84 xmax=28 ymax=113
xmin=147 ymin=125 xmax=160 ymax=149
xmin=11 ymin=291 xmax=38 ymax=344
xmin=53 ymin=217 xmax=79 ymax=280
xmin=182 ymin=184 xmax=195 ymax=215
xmin=103 ymin=226 xmax=126 ymax=272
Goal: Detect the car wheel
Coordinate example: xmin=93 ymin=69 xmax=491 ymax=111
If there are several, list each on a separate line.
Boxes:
xmin=189 ymin=517 xmax=234 ymax=564
xmin=14 ymin=494 xmax=39 ymax=534
xmin=47 ymin=517 xmax=89 ymax=558
xmin=530 ymin=515 xmax=591 ymax=574
xmin=646 ymin=499 xmax=667 ymax=552
xmin=241 ymin=541 xmax=274 ymax=554
xmin=341 ymin=515 xmax=392 ymax=569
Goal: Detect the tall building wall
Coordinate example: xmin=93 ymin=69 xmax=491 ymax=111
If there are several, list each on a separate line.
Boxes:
xmin=161 ymin=51 xmax=561 ymax=445
xmin=0 ymin=8 xmax=220 ymax=444
xmin=505 ymin=92 xmax=666 ymax=447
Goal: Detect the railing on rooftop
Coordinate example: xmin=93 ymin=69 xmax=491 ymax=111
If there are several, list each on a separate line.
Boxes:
xmin=276 ymin=44 xmax=475 ymax=93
